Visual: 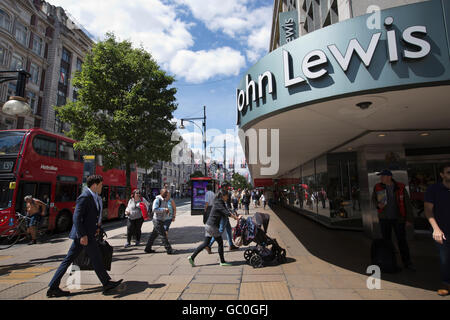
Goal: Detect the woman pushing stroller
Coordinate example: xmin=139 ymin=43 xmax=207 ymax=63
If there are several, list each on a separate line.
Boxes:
xmin=188 ymin=188 xmax=241 ymax=267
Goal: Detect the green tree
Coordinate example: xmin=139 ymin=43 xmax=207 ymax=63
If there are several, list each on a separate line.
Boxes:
xmin=56 ymin=33 xmax=177 ymax=194
xmin=231 ymin=172 xmax=250 ymax=190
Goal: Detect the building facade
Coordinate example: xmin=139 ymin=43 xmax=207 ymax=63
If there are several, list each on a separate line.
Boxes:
xmin=238 ymin=0 xmax=450 ymax=238
xmin=0 ymin=0 xmax=93 ymax=132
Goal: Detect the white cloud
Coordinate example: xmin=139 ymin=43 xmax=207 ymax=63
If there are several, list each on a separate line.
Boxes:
xmin=170 ymin=47 xmax=245 ymax=83
xmin=175 ymin=0 xmax=272 ymax=62
xmin=46 ymin=0 xmax=251 ymax=83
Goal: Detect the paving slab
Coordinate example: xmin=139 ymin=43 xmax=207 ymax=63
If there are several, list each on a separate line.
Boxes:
xmin=313 ymin=288 xmax=363 ymax=300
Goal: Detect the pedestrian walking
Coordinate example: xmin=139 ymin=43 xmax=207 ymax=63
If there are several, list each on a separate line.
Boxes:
xmin=24 ymin=195 xmax=47 ymax=245
xmin=124 ymin=189 xmax=149 ymax=248
xmin=47 ymin=175 xmax=122 ymax=297
xmin=204 ymin=184 xmax=215 ymax=224
xmin=424 ymin=163 xmax=450 ymax=296
xmin=188 ymin=188 xmax=241 ymax=267
xmin=261 ymin=193 xmax=267 ymax=210
xmin=144 ymin=188 xmax=175 ymax=254
xmin=243 ymin=189 xmax=251 ymax=215
xmin=163 ymin=191 xmax=176 ymax=237
xmin=372 ymin=169 xmax=416 ymax=271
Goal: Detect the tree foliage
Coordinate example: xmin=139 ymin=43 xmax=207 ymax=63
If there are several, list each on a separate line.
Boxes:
xmin=55 ymin=33 xmax=178 ymax=192
xmin=231 ymin=172 xmax=251 ymax=190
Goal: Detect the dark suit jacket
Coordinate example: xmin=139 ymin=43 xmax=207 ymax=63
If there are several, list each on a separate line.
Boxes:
xmin=69 ymin=189 xmax=101 ymax=240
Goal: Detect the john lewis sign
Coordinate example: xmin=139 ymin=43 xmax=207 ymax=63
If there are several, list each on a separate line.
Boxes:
xmin=236 ymin=0 xmax=450 ymax=128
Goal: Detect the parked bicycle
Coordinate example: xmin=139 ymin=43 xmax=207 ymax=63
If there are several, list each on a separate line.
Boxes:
xmin=0 ymin=212 xmax=48 ymax=250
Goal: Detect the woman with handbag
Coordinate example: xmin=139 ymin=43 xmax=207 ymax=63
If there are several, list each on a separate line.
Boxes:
xmin=124 ymin=189 xmax=150 ymax=247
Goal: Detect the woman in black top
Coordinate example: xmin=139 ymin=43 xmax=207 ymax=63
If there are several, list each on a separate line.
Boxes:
xmin=188 ymin=189 xmax=240 ymax=267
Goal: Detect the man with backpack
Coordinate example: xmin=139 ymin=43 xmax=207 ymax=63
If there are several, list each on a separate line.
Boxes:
xmin=372 ymin=169 xmax=415 ymax=271
xmin=144 ymin=188 xmax=175 ymax=254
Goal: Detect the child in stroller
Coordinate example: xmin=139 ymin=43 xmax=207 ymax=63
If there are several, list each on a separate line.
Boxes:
xmin=233 ymin=212 xmax=287 ymax=268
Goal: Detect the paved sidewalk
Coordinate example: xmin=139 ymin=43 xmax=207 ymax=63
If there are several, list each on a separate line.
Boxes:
xmin=0 ymin=202 xmax=447 ymax=300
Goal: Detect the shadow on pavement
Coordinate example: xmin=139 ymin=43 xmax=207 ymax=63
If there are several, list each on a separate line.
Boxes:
xmin=0 ymin=262 xmax=39 ymax=276
xmin=110 ymin=282 xmax=165 ymax=298
xmin=270 ymin=204 xmax=441 ymax=291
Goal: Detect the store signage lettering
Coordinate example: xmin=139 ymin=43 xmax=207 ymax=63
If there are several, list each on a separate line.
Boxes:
xmin=283 ymin=18 xmax=296 ymax=43
xmin=237 ymin=17 xmax=431 ymax=115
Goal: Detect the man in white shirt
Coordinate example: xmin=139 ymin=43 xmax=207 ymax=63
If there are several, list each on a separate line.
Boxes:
xmin=204 ymin=184 xmax=215 ymax=224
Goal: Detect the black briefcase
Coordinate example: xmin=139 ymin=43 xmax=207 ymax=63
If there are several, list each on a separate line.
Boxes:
xmin=73 ymin=230 xmax=113 ymax=271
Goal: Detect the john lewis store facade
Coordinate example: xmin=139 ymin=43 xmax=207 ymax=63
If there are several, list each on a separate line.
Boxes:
xmin=237 ymin=0 xmax=450 ymax=237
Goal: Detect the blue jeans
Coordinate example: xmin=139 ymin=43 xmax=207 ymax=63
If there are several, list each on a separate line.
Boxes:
xmin=163 ymin=219 xmax=172 ymax=232
xmin=437 ymin=240 xmax=450 ymax=286
xmin=209 ymin=217 xmax=232 ymax=247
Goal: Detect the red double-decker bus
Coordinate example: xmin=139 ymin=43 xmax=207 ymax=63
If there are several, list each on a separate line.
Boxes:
xmin=0 ymin=128 xmax=136 ymax=234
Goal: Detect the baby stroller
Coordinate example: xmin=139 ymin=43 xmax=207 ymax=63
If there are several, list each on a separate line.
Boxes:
xmin=233 ymin=212 xmax=287 ymax=268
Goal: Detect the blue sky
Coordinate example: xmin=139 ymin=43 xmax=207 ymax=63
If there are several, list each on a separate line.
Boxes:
xmin=47 ymin=0 xmax=274 ymax=176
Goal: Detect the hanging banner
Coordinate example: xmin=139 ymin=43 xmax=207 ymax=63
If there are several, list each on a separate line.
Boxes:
xmin=279 ymin=10 xmax=299 ymax=46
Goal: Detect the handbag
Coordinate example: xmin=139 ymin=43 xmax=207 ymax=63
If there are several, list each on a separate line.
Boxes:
xmin=73 ymin=229 xmax=113 ymax=271
xmin=139 ymin=201 xmax=149 ymax=221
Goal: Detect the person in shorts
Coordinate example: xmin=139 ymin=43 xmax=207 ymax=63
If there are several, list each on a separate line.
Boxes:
xmin=24 ymin=195 xmax=47 ymax=245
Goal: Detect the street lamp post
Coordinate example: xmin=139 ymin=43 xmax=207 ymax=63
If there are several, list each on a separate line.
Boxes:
xmin=210 ymin=139 xmax=227 ymax=182
xmin=1 ymin=69 xmax=32 ymax=116
xmin=179 ymin=105 xmax=207 ymax=176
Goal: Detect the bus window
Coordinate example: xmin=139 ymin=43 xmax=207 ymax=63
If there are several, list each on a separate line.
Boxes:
xmin=59 ymin=140 xmax=75 ymax=161
xmin=37 ymin=183 xmax=51 ymax=216
xmin=16 ymin=182 xmax=37 ymax=213
xmin=55 ymin=183 xmax=77 ymax=202
xmin=117 ymin=187 xmax=126 ymax=200
xmin=33 ymin=135 xmax=57 ymax=158
xmin=101 ymin=186 xmax=109 ymax=208
xmin=110 ymin=187 xmax=116 ymax=200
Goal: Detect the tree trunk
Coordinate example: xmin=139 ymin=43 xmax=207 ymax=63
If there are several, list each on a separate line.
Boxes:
xmin=126 ymin=161 xmax=131 ymax=198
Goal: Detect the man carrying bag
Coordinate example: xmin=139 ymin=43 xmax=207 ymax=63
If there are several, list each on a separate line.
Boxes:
xmin=47 ymin=175 xmax=122 ymax=297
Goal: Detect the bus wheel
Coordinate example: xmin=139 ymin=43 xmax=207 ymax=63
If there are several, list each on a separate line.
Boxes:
xmin=118 ymin=205 xmax=126 ymax=220
xmin=56 ymin=211 xmax=72 ymax=233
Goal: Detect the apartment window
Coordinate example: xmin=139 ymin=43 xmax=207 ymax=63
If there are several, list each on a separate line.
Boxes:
xmin=30 ymin=63 xmax=39 ymax=84
xmin=62 ymin=47 xmax=71 ymax=63
xmin=0 ymin=9 xmax=10 ymax=32
xmin=0 ymin=47 xmax=5 ymax=65
xmin=60 ymin=66 xmax=68 ymax=85
xmin=76 ymin=58 xmax=82 ymax=72
xmin=10 ymin=53 xmax=24 ymax=71
xmin=15 ymin=21 xmax=28 ymax=47
xmin=7 ymin=83 xmax=16 ymax=98
xmin=27 ymin=91 xmax=37 ymax=114
xmin=32 ymin=35 xmax=42 ymax=56
xmin=57 ymin=89 xmax=66 ymax=106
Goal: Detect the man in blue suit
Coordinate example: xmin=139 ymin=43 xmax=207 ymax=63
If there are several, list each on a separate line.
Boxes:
xmin=47 ymin=175 xmax=122 ymax=297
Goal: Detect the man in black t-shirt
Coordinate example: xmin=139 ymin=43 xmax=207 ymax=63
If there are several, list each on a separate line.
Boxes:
xmin=425 ymin=163 xmax=450 ymax=296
